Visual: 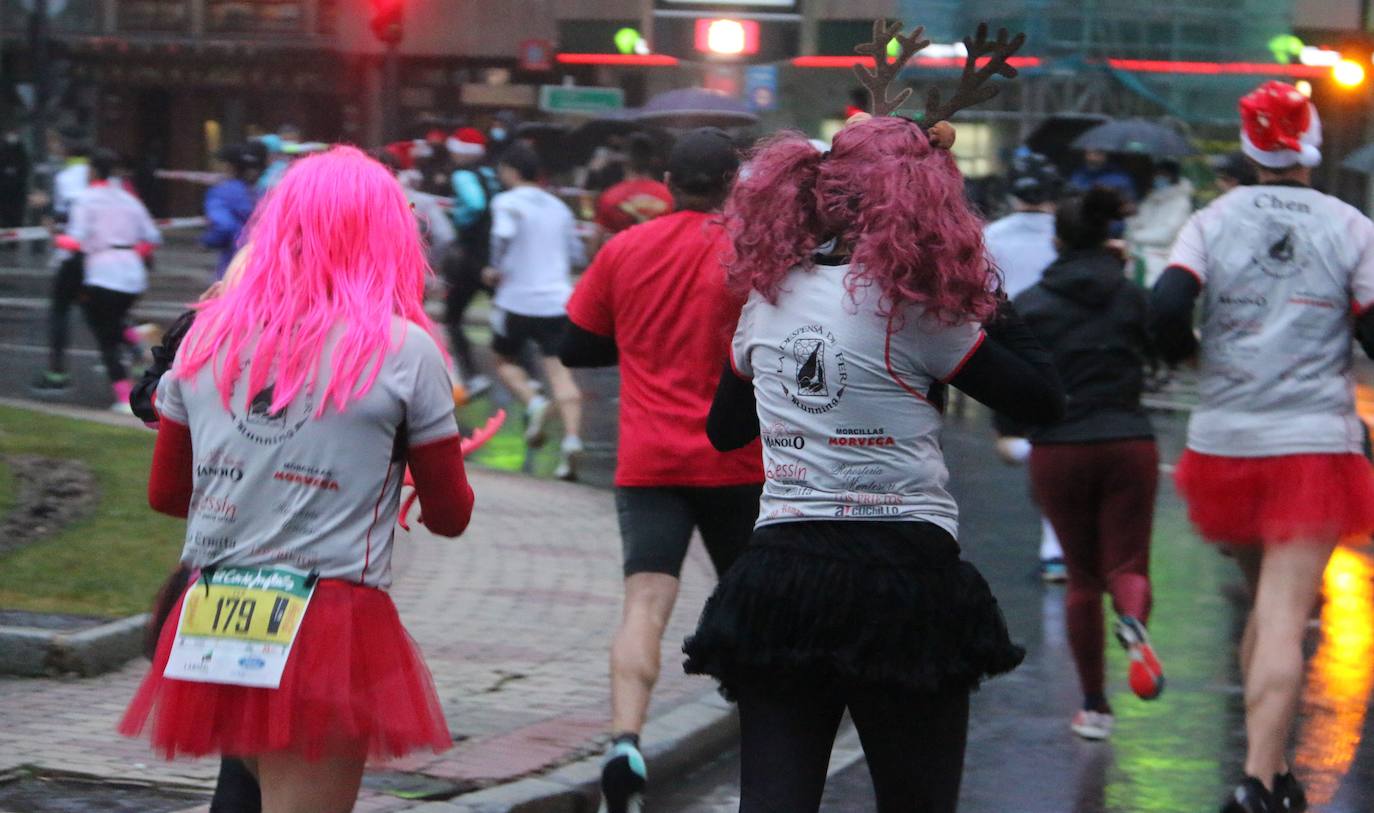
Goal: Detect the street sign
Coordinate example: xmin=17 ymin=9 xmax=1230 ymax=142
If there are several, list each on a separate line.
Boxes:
xmin=744 ymin=64 xmax=778 ymax=112
xmin=519 ymin=39 xmax=554 ymax=72
xmin=538 ymin=85 xmax=625 ymax=115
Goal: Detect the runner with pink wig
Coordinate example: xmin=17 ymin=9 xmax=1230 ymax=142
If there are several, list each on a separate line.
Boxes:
xmin=175 ymin=144 xmax=443 ymax=416
xmin=120 ymin=146 xmax=475 ymax=813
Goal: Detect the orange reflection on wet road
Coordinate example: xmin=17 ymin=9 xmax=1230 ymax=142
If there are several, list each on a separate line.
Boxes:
xmin=1294 ymin=545 xmax=1374 ymax=806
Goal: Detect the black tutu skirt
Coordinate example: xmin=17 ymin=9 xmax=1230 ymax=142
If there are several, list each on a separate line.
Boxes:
xmin=683 ymin=520 xmax=1024 ymax=698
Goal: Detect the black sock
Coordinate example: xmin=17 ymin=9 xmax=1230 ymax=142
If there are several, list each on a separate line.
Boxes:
xmin=1083 ymin=693 xmax=1110 ymax=713
xmin=610 ymin=731 xmax=640 ymax=750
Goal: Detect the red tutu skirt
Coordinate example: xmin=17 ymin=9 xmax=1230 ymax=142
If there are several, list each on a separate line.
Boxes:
xmin=119 ymin=580 xmax=452 ymax=761
xmin=1174 ymin=450 xmax=1374 ymax=546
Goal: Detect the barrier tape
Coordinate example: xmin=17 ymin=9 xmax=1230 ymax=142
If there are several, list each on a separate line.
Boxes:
xmin=0 ymin=216 xmax=209 ymax=245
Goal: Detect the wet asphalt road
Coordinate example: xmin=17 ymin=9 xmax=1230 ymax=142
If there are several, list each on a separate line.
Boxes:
xmin=4 ymin=253 xmax=1374 ymax=811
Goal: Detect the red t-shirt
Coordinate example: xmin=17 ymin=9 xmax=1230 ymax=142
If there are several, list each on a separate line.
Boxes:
xmin=567 ymin=211 xmax=763 ymax=487
xmin=595 ymin=179 xmax=674 ymax=234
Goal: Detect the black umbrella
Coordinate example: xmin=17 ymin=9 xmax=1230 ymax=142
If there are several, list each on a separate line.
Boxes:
xmin=1072 ymin=118 xmax=1195 ymax=158
xmin=1341 ymin=143 xmax=1374 ymax=175
xmin=630 ymin=88 xmax=759 ymax=129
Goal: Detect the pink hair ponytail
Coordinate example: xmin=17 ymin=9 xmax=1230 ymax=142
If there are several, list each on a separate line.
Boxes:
xmin=175 ymin=145 xmax=444 ymax=416
xmin=728 ymin=117 xmax=997 ymax=326
xmin=724 ymin=132 xmax=824 ymax=300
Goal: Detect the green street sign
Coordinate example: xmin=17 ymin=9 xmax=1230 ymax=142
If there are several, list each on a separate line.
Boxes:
xmin=539 ymin=86 xmax=626 ymax=115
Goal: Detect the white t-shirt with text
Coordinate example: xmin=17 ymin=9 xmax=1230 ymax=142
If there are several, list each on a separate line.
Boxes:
xmin=1167 ymin=184 xmax=1374 ymax=457
xmin=731 ymin=263 xmax=983 ymax=537
xmin=157 ymin=320 xmax=459 ymax=588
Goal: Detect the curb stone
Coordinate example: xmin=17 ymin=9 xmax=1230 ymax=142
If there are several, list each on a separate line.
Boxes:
xmin=401 ymin=691 xmax=738 ymax=812
xmin=0 ymin=613 xmax=148 ymax=677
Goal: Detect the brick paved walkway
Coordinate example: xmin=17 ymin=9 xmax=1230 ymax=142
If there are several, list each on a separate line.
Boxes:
xmin=0 ymin=468 xmax=719 ymax=811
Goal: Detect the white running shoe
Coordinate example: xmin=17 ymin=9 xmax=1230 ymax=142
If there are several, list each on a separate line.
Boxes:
xmin=109 ymin=401 xmax=135 ymax=416
xmin=465 ymin=374 xmax=493 ymax=400
xmin=1070 ymin=709 xmax=1114 ymax=741
xmin=524 ymin=395 xmax=551 ymax=447
xmin=555 ymin=436 xmax=584 ymax=481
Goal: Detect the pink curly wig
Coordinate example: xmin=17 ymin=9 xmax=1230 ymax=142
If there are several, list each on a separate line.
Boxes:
xmin=725 ymin=116 xmax=997 ymax=325
xmin=175 ymin=145 xmax=443 ymax=416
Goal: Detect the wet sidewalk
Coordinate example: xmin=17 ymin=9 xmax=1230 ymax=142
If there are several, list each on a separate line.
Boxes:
xmin=0 ymin=467 xmax=721 ymax=811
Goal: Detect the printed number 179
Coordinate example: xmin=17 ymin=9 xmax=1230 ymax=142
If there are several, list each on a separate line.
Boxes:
xmin=211 ymin=596 xmax=257 ymax=634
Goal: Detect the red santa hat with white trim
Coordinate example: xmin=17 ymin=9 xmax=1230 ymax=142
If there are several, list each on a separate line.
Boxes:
xmin=446 ymin=127 xmax=487 ymax=158
xmin=1239 ymin=80 xmax=1322 ymax=169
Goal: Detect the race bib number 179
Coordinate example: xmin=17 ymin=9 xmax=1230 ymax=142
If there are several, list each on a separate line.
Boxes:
xmin=163 ymin=566 xmax=317 ymax=689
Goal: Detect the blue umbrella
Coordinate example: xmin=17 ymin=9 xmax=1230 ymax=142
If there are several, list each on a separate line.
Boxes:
xmin=1072 ymin=118 xmax=1195 ymax=158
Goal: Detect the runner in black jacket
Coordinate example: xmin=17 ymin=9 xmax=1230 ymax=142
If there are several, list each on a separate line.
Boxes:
xmin=1007 ymin=188 xmax=1165 ymax=742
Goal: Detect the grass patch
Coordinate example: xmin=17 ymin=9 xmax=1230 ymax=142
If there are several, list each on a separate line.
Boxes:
xmin=0 ymin=454 xmax=13 ymax=518
xmin=0 ymin=405 xmax=183 ymax=617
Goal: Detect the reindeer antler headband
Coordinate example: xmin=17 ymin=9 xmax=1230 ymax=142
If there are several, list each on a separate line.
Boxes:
xmin=854 ymin=19 xmax=1027 ymax=124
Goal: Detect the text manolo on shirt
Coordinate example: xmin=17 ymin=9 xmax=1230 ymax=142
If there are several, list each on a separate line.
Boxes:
xmin=731 ymin=263 xmax=983 ymax=536
xmin=1167 ymin=184 xmax=1374 ymax=457
xmin=156 ymin=319 xmax=459 ymax=588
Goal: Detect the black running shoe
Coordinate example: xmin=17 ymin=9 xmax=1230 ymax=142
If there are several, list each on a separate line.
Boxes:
xmin=1221 ymin=777 xmax=1278 ymax=813
xmin=1273 ymin=772 xmax=1307 ymax=813
xmin=599 ymin=739 xmax=645 ymax=813
xmin=30 ymin=370 xmax=71 ymax=394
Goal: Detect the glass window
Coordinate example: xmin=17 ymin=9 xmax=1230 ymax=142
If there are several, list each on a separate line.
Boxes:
xmin=206 ymin=0 xmax=304 ymax=35
xmin=118 ymin=0 xmax=191 ymax=33
xmin=3 ymin=0 xmax=101 ymax=34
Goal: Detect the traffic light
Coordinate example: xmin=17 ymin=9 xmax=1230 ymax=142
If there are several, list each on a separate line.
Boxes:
xmin=694 ymin=18 xmax=760 ymax=57
xmin=368 ymin=0 xmax=404 ymax=45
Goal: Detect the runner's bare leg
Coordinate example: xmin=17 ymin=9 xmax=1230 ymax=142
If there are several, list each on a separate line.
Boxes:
xmin=542 ymin=356 xmax=583 ymax=440
xmin=611 ymin=573 xmax=680 ymax=734
xmin=1242 ymin=540 xmax=1333 ymax=787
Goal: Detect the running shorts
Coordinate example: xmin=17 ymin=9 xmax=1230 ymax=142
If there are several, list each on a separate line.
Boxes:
xmin=615 ymin=484 xmax=762 ymax=578
xmin=490 ymin=308 xmax=569 ymax=358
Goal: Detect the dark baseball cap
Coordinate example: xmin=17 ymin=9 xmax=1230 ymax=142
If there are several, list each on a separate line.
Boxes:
xmin=667 ymin=128 xmax=739 ymax=194
xmin=1007 ymin=149 xmax=1063 ymax=205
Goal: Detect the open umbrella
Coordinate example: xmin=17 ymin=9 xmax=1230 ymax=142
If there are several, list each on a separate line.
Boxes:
xmin=630 ymin=88 xmax=759 ymax=129
xmin=1072 ymin=118 xmax=1195 ymax=158
xmin=1341 ymin=143 xmax=1374 ymax=175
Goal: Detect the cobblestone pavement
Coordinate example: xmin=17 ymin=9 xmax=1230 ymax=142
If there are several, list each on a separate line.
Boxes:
xmin=0 ymin=467 xmax=718 ymax=811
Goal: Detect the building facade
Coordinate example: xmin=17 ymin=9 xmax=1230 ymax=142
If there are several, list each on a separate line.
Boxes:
xmin=7 ymin=0 xmax=1370 ymax=211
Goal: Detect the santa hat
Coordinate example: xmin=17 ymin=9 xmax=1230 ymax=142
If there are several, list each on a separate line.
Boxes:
xmin=384 ymin=140 xmax=416 ymax=169
xmin=446 ymin=127 xmax=487 ymax=157
xmin=1240 ymin=81 xmax=1322 ymax=169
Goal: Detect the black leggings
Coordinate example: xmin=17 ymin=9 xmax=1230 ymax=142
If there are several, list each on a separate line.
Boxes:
xmin=47 ymin=253 xmax=85 ymax=373
xmin=210 ymin=757 xmax=261 ymax=813
xmin=79 ymin=285 xmax=137 ymax=383
xmin=736 ymin=680 xmax=970 ymax=813
xmin=442 ymin=249 xmax=490 ymax=375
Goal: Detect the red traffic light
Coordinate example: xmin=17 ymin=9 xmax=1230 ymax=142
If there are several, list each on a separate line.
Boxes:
xmin=694 ymin=18 xmax=760 ymax=57
xmin=368 ymin=0 xmax=404 ymax=45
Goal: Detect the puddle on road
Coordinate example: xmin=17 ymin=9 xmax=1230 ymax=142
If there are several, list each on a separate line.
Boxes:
xmin=0 ymin=772 xmax=205 ymax=813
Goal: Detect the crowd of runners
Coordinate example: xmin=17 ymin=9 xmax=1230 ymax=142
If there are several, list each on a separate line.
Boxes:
xmin=22 ymin=17 xmax=1362 ymax=813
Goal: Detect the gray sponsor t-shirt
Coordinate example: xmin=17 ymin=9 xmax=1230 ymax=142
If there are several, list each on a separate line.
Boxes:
xmin=157 ymin=319 xmax=459 ymax=588
xmin=1167 ymin=185 xmax=1374 ymax=457
xmin=731 ymin=264 xmax=984 ymax=536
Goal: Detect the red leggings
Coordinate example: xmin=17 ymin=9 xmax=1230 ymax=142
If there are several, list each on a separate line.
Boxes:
xmin=1030 ymin=439 xmax=1158 ymax=698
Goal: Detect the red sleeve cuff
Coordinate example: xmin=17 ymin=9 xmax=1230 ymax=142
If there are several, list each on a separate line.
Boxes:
xmin=408 ymin=434 xmax=475 ymax=537
xmin=148 ymin=417 xmax=193 ymax=518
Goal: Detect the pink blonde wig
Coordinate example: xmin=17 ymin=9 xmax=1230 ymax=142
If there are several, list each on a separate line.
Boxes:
xmin=175 ymin=145 xmax=443 ymax=415
xmin=725 ymin=116 xmax=997 ymax=325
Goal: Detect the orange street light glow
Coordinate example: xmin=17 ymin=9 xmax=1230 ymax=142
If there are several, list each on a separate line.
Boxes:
xmin=1333 ymin=59 xmax=1366 ymax=88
